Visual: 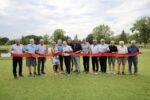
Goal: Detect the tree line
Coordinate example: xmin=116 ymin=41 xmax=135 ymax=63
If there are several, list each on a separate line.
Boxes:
xmin=0 ymin=16 xmax=150 ymax=47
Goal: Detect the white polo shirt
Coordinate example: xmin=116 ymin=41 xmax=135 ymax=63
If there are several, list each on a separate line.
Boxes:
xmin=98 ymin=44 xmax=110 ymax=53
xmin=10 ymin=44 xmax=24 ymax=54
xmin=63 ymin=45 xmax=72 ymax=56
xmin=90 ymin=44 xmax=99 ymax=54
xmin=117 ymin=45 xmax=128 ymax=54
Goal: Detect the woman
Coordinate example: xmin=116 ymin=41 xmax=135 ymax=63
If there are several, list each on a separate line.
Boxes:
xmin=63 ymin=41 xmax=73 ymax=75
xmin=51 ymin=41 xmax=60 ymax=75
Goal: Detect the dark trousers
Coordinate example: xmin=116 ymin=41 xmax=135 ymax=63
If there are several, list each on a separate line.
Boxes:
xmin=64 ymin=56 xmax=71 ymax=74
xmin=128 ymin=56 xmax=138 ymax=73
xmin=92 ymin=57 xmax=99 ymax=72
xmin=99 ymin=56 xmax=107 ymax=73
xmin=59 ymin=55 xmax=64 ymax=71
xmin=38 ymin=57 xmax=45 ymax=74
xmin=83 ymin=56 xmax=90 ymax=72
xmin=13 ymin=57 xmax=23 ymax=77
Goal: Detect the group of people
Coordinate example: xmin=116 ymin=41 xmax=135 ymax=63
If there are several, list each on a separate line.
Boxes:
xmin=10 ymin=38 xmax=139 ymax=79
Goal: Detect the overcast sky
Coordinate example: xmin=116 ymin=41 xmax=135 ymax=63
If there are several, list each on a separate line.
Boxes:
xmin=0 ymin=0 xmax=150 ymax=39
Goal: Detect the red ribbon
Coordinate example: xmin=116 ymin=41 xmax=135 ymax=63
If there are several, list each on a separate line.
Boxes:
xmin=11 ymin=52 xmax=142 ymax=57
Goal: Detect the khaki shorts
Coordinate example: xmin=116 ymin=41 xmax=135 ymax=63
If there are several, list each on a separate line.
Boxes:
xmin=117 ymin=57 xmax=127 ymax=65
xmin=108 ymin=56 xmax=116 ymax=65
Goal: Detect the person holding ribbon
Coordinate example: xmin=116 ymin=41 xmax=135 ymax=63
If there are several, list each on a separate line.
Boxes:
xmin=57 ymin=39 xmax=64 ymax=72
xmin=90 ymin=39 xmax=99 ymax=74
xmin=10 ymin=39 xmax=24 ymax=79
xmin=108 ymin=40 xmax=118 ymax=74
xmin=117 ymin=41 xmax=128 ymax=75
xmin=63 ymin=41 xmax=73 ymax=75
xmin=67 ymin=38 xmax=74 ymax=71
xmin=81 ymin=39 xmax=91 ymax=73
xmin=98 ymin=39 xmax=110 ymax=73
xmin=51 ymin=41 xmax=60 ymax=75
xmin=25 ymin=38 xmax=37 ymax=77
xmin=72 ymin=38 xmax=82 ymax=73
xmin=128 ymin=40 xmax=139 ymax=75
xmin=36 ymin=39 xmax=48 ymax=75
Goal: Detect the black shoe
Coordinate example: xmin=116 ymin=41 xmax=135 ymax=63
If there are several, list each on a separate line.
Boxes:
xmin=19 ymin=74 xmax=24 ymax=77
xmin=74 ymin=70 xmax=78 ymax=73
xmin=85 ymin=71 xmax=89 ymax=74
xmin=122 ymin=72 xmax=126 ymax=75
xmin=41 ymin=72 xmax=45 ymax=74
xmin=38 ymin=73 xmax=41 ymax=76
xmin=29 ymin=73 xmax=32 ymax=77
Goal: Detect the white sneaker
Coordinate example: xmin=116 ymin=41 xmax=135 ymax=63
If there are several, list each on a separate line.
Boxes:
xmin=113 ymin=71 xmax=116 ymax=74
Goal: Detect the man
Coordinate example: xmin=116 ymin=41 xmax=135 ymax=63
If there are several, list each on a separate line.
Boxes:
xmin=67 ymin=38 xmax=74 ymax=71
xmin=128 ymin=40 xmax=139 ymax=75
xmin=72 ymin=38 xmax=82 ymax=73
xmin=98 ymin=39 xmax=109 ymax=73
xmin=90 ymin=39 xmax=99 ymax=74
xmin=36 ymin=39 xmax=48 ymax=75
xmin=25 ymin=38 xmax=37 ymax=76
xmin=57 ymin=39 xmax=64 ymax=71
xmin=117 ymin=41 xmax=128 ymax=75
xmin=108 ymin=40 xmax=118 ymax=74
xmin=81 ymin=39 xmax=90 ymax=73
xmin=10 ymin=39 xmax=24 ymax=79
xmin=63 ymin=41 xmax=73 ymax=75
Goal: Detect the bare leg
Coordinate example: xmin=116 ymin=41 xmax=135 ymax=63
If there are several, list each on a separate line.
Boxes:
xmin=109 ymin=64 xmax=111 ymax=72
xmin=57 ymin=64 xmax=60 ymax=73
xmin=118 ymin=64 xmax=120 ymax=74
xmin=34 ymin=66 xmax=36 ymax=76
xmin=71 ymin=62 xmax=74 ymax=71
xmin=53 ymin=65 xmax=57 ymax=75
xmin=112 ymin=64 xmax=115 ymax=74
xmin=122 ymin=64 xmax=125 ymax=73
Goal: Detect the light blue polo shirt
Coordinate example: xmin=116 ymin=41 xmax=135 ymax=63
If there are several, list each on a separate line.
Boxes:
xmin=25 ymin=44 xmax=36 ymax=54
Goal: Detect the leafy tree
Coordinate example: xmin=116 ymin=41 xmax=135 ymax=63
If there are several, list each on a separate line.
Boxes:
xmin=92 ymin=24 xmax=113 ymax=42
xmin=21 ymin=36 xmax=28 ymax=45
xmin=131 ymin=16 xmax=150 ymax=48
xmin=43 ymin=34 xmax=51 ymax=44
xmin=0 ymin=37 xmax=9 ymax=45
xmin=52 ymin=29 xmax=67 ymax=42
xmin=128 ymin=33 xmax=142 ymax=44
xmin=119 ymin=30 xmax=128 ymax=43
xmin=86 ymin=33 xmax=94 ymax=44
xmin=22 ymin=35 xmax=42 ymax=44
xmin=5 ymin=40 xmax=15 ymax=45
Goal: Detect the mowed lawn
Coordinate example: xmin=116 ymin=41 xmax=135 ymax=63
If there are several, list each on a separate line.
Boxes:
xmin=0 ymin=49 xmax=150 ymax=100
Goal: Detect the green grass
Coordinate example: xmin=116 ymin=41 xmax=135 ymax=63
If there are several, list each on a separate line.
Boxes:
xmin=0 ymin=49 xmax=150 ymax=100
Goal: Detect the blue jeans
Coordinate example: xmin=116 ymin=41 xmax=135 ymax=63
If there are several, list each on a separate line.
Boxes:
xmin=128 ymin=56 xmax=138 ymax=73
